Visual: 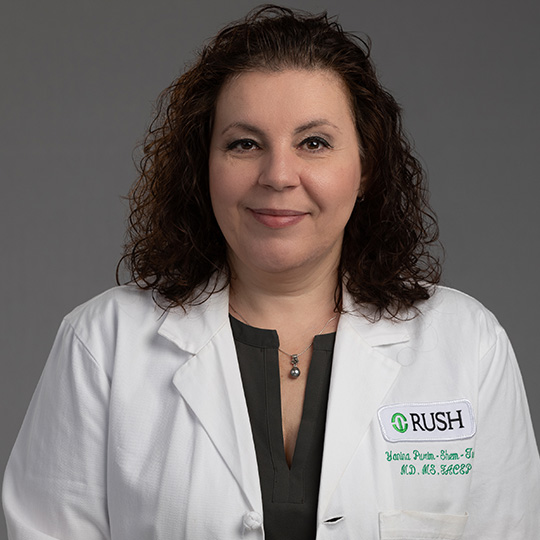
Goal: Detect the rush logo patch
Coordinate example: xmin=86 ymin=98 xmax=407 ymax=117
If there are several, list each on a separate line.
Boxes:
xmin=378 ymin=400 xmax=476 ymax=442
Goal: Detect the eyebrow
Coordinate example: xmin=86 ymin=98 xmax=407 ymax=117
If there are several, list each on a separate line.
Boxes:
xmin=221 ymin=122 xmax=264 ymax=137
xmin=293 ymin=119 xmax=342 ymax=135
xmin=220 ymin=119 xmax=342 ymax=137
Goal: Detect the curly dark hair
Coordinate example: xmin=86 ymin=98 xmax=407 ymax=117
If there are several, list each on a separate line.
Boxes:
xmin=118 ymin=4 xmax=441 ymax=318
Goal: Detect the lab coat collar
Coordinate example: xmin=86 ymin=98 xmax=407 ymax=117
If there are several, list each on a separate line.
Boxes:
xmin=158 ymin=282 xmax=412 ymax=353
xmin=157 ymin=281 xmax=412 ymax=519
xmin=312 ymin=295 xmax=411 ymax=519
xmin=339 ymin=290 xmax=412 ymax=347
xmin=157 ymin=277 xmax=230 ymax=355
xmin=317 ymin=304 xmax=406 ymax=519
xmin=158 ymin=282 xmax=263 ymax=515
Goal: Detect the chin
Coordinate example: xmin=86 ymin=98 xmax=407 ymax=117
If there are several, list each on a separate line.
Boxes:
xmin=250 ymin=256 xmax=302 ymax=275
xmin=247 ymin=247 xmax=336 ymax=276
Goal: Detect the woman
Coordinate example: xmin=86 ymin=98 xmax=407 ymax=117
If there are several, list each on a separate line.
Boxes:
xmin=3 ymin=5 xmax=539 ymax=539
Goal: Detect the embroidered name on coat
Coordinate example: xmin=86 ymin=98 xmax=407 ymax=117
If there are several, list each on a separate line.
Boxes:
xmin=378 ymin=400 xmax=476 ymax=442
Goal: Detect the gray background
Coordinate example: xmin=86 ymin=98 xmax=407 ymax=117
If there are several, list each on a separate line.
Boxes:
xmin=2 ymin=0 xmax=538 ymax=535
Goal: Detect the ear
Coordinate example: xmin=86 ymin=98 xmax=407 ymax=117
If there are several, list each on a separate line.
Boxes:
xmin=357 ymin=170 xmax=369 ymax=201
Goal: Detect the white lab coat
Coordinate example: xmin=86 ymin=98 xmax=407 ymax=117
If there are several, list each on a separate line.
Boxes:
xmin=3 ymin=284 xmax=540 ymax=539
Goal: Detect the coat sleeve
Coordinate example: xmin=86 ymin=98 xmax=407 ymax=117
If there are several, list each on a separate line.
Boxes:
xmin=464 ymin=326 xmax=540 ymax=538
xmin=2 ymin=319 xmax=111 ymax=540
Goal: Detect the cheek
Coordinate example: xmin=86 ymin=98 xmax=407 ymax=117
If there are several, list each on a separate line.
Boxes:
xmin=208 ymin=162 xmax=230 ymax=213
xmin=208 ymin=167 xmax=244 ymax=238
xmin=323 ymin=168 xmax=362 ymax=226
xmin=209 ymin=157 xmax=255 ymax=212
xmin=209 ymin=187 xmax=226 ymax=234
xmin=330 ymin=164 xmax=362 ymax=206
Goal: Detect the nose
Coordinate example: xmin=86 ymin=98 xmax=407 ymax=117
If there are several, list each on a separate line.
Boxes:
xmin=258 ymin=146 xmax=300 ymax=191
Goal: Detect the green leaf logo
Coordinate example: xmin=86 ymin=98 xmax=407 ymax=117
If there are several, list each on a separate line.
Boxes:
xmin=391 ymin=412 xmax=408 ymax=433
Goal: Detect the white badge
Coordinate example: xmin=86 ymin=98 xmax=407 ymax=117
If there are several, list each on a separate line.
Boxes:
xmin=378 ymin=399 xmax=476 ymax=442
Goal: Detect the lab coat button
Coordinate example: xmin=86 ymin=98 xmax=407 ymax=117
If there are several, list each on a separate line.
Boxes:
xmin=243 ymin=511 xmax=263 ymax=530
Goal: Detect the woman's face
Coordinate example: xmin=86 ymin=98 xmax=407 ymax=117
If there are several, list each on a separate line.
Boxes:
xmin=209 ymin=69 xmax=362 ymax=278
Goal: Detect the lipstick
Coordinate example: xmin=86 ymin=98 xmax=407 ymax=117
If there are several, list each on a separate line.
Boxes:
xmin=248 ymin=208 xmax=307 ymax=229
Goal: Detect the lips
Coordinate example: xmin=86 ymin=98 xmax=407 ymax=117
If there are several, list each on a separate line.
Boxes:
xmin=248 ymin=208 xmax=308 ymax=229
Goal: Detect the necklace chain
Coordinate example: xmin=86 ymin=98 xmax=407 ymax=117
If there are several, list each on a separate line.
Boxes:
xmin=229 ymin=304 xmax=338 ymax=379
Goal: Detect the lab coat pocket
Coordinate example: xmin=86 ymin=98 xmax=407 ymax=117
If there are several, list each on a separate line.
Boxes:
xmin=379 ymin=510 xmax=468 ymax=540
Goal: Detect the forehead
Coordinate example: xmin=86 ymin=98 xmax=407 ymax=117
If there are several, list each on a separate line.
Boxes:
xmin=213 ymin=69 xmax=354 ymax=126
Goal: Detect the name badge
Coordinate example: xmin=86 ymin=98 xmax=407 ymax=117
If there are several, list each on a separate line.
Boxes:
xmin=378 ymin=399 xmax=476 ymax=442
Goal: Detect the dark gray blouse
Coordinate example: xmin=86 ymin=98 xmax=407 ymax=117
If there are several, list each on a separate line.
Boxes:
xmin=230 ymin=315 xmax=335 ymax=539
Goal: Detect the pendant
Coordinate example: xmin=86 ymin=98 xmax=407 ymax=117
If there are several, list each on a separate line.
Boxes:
xmin=289 ymin=354 xmax=301 ymax=378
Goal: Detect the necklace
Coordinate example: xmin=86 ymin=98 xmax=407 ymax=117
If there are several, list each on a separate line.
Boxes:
xmin=229 ymin=304 xmax=338 ymax=379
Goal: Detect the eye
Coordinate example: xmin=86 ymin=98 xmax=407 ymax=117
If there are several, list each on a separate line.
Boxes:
xmin=300 ymin=136 xmax=332 ymax=151
xmin=226 ymin=138 xmax=260 ymax=152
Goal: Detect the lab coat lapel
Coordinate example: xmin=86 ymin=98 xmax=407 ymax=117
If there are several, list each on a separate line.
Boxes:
xmin=318 ymin=298 xmax=408 ymax=517
xmin=158 ymin=286 xmax=262 ymax=514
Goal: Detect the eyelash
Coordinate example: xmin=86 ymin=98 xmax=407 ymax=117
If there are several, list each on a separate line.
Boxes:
xmin=226 ymin=139 xmax=259 ymax=152
xmin=225 ymin=136 xmax=333 ymax=153
xmin=301 ymin=136 xmax=333 ymax=151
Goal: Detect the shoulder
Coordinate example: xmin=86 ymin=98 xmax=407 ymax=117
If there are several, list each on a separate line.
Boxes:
xmin=419 ymin=285 xmax=500 ymax=328
xmin=60 ymin=286 xmax=167 ymax=367
xmin=411 ymin=285 xmax=505 ymax=355
xmin=65 ymin=285 xmax=161 ymax=330
xmin=344 ymin=285 xmax=507 ymax=360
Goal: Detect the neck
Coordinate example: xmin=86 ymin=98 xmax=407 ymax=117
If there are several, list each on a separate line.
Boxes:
xmin=228 ymin=258 xmax=340 ymax=333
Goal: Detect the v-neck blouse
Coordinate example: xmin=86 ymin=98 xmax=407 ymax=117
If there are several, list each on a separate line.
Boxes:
xmin=230 ymin=315 xmax=335 ymax=540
